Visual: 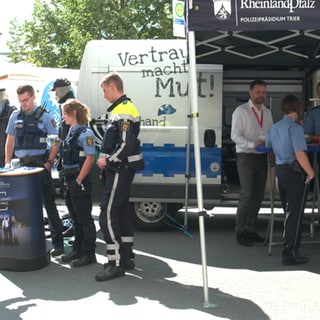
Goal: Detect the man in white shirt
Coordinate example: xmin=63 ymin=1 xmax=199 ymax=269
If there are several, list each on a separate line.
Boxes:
xmin=231 ymin=79 xmax=273 ymax=246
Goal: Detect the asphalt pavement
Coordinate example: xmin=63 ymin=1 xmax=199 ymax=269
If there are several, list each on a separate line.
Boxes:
xmin=0 ymin=204 xmax=320 ymax=320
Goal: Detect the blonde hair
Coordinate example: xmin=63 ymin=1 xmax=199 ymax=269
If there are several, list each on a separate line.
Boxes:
xmin=100 ymin=71 xmax=124 ymax=92
xmin=62 ymin=99 xmax=90 ymax=125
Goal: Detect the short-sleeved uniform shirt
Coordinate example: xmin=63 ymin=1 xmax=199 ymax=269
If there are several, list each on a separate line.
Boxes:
xmin=265 ymin=116 xmax=307 ymax=165
xmin=6 ymin=106 xmax=58 ymax=158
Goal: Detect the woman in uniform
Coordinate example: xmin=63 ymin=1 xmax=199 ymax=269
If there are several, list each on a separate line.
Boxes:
xmin=60 ymin=99 xmax=96 ymax=267
xmin=265 ymin=94 xmax=314 ymax=266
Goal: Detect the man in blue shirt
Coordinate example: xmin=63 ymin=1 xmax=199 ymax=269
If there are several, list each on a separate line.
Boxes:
xmin=304 ymin=81 xmax=320 ymax=136
xmin=5 ymin=84 xmax=64 ymax=257
xmin=265 ymin=94 xmax=314 ymax=265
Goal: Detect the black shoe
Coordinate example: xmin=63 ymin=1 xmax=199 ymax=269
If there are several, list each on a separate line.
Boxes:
xmin=95 ymin=264 xmax=125 ymax=281
xmin=246 ymin=231 xmax=265 ymax=243
xmin=236 ymin=233 xmax=253 ymax=247
xmin=282 ymin=254 xmax=308 ymax=266
xmin=61 ymin=250 xmax=81 ymax=263
xmin=121 ymin=259 xmax=135 ymax=270
xmin=51 ymin=247 xmax=64 ymax=257
xmin=72 ymin=254 xmax=97 ymax=267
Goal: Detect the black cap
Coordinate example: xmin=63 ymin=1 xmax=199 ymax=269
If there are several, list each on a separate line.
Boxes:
xmin=0 ymin=88 xmax=5 ymax=92
xmin=51 ymin=78 xmax=71 ymax=91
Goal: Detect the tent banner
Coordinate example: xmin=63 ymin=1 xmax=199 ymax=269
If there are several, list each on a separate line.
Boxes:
xmin=187 ymin=0 xmax=319 ymax=31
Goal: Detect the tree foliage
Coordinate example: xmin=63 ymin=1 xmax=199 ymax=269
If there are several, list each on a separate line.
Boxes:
xmin=7 ymin=0 xmax=174 ymax=69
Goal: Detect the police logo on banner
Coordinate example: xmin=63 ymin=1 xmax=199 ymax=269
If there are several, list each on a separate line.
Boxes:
xmin=213 ymin=0 xmax=231 ymax=20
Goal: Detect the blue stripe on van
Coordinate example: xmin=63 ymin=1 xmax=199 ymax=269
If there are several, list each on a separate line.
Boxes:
xmin=139 ymin=143 xmax=221 ymax=178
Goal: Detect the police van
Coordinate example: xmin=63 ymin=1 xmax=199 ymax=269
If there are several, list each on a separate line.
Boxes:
xmin=77 ymin=39 xmax=308 ymax=230
xmin=0 ymin=64 xmax=79 ymax=123
xmin=77 ymin=39 xmax=223 ymax=230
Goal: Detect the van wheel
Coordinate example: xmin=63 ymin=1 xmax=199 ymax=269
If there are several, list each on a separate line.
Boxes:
xmin=132 ymin=202 xmax=181 ymax=231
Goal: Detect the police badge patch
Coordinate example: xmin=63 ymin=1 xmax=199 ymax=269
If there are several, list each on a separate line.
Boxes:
xmin=86 ymin=136 xmax=94 ymax=146
xmin=213 ymin=0 xmax=231 ymax=21
xmin=121 ymin=121 xmax=130 ymax=131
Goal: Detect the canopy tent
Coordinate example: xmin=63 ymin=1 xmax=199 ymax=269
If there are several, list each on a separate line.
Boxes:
xmin=194 ymin=29 xmax=320 ymax=70
xmin=185 ymin=0 xmax=320 ymax=307
xmin=188 ymin=1 xmax=320 ymax=71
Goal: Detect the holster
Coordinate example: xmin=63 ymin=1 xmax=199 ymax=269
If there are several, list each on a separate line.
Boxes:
xmin=291 ymin=161 xmax=305 ymax=174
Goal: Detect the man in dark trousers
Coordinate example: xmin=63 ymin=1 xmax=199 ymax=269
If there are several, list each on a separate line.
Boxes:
xmin=231 ymin=79 xmax=273 ymax=246
xmin=266 ymin=94 xmax=314 ymax=265
xmin=5 ymin=84 xmax=64 ymax=256
xmin=95 ymin=72 xmax=144 ymax=281
xmin=51 ymin=78 xmax=76 ymax=225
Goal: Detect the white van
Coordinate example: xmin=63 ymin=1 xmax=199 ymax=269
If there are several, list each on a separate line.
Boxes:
xmin=77 ymin=39 xmax=223 ymax=229
xmin=0 ymin=64 xmax=79 ymax=124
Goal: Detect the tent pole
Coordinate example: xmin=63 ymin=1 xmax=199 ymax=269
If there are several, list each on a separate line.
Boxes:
xmin=183 ymin=113 xmax=192 ymax=230
xmin=188 ymin=30 xmax=216 ymax=308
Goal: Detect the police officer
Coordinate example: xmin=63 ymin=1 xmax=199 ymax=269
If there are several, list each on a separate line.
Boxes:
xmin=265 ymin=94 xmax=314 ymax=265
xmin=95 ymin=72 xmax=144 ymax=281
xmin=5 ymin=84 xmax=64 ymax=257
xmin=304 ymin=81 xmax=320 ymax=136
xmin=51 ymin=78 xmax=76 ymax=233
xmin=0 ymin=88 xmax=16 ymax=167
xmin=60 ymin=99 xmax=96 ymax=267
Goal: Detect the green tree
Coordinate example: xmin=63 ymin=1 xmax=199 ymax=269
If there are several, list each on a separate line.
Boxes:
xmin=7 ymin=0 xmax=174 ymax=69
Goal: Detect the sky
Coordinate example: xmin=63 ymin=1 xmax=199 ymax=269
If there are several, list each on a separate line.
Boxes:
xmin=0 ymin=0 xmax=35 ymax=52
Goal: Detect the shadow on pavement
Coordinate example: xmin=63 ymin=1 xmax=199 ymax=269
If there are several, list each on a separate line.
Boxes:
xmin=133 ymin=212 xmax=320 ymax=274
xmin=1 ymin=210 xmax=319 ymax=320
xmin=1 ymin=250 xmax=269 ymax=320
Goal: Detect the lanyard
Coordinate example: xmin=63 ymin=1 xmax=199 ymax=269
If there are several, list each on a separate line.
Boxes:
xmin=252 ymin=107 xmax=263 ymax=128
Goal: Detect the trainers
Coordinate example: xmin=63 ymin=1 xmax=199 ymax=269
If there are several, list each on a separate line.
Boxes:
xmin=61 ymin=250 xmax=81 ymax=263
xmin=72 ymin=254 xmax=97 ymax=267
xmin=95 ymin=263 xmax=125 ymax=281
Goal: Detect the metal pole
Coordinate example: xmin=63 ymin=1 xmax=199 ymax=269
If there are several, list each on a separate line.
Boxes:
xmin=188 ymin=31 xmax=216 ymax=308
xmin=183 ymin=114 xmax=192 ymax=230
xmin=267 ymin=153 xmax=275 ymax=255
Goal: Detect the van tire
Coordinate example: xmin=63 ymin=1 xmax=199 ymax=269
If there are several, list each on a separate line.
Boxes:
xmin=132 ymin=202 xmax=181 ymax=231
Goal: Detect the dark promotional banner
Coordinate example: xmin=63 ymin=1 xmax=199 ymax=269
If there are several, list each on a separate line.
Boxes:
xmin=187 ymin=0 xmax=319 ymax=31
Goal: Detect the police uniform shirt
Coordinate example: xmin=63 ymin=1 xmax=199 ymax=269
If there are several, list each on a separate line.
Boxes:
xmin=63 ymin=124 xmax=95 ymax=170
xmin=304 ymin=106 xmax=320 ymax=136
xmin=6 ymin=106 xmax=58 ymax=158
xmin=265 ymin=116 xmax=307 ymax=165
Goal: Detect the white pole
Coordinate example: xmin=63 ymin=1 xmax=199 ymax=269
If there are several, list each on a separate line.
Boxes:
xmin=188 ymin=30 xmax=215 ymax=308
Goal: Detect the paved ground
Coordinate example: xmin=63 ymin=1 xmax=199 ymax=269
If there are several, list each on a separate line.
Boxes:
xmin=0 ymin=204 xmax=320 ymax=320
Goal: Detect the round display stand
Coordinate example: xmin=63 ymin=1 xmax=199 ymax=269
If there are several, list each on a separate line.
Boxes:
xmin=0 ymin=167 xmax=50 ymax=271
